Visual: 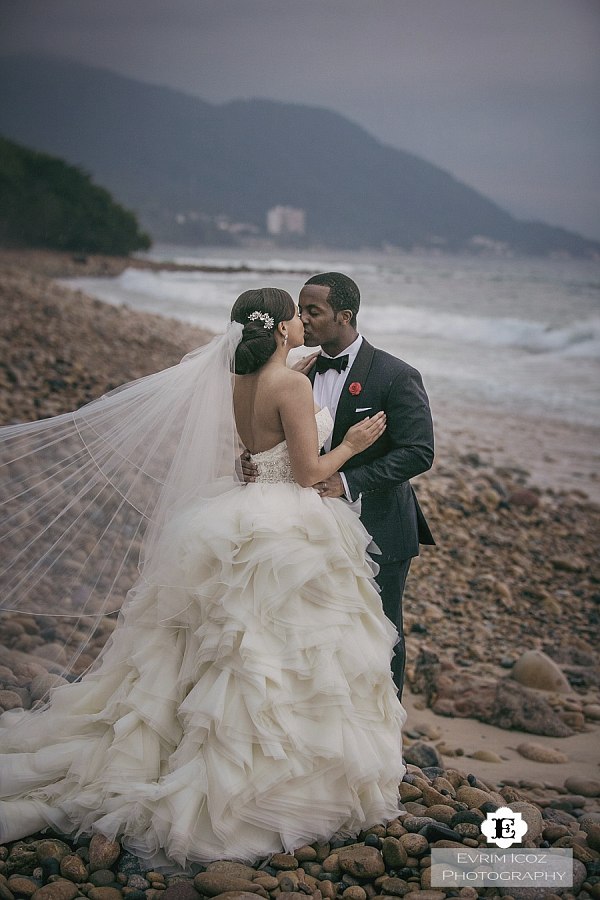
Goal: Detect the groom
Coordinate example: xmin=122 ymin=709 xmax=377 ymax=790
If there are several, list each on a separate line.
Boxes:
xmin=296 ymin=272 xmax=435 ymax=697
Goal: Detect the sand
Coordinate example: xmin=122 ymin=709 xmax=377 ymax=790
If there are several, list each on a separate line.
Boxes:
xmin=435 ymin=401 xmax=600 ymax=505
xmin=402 ymin=686 xmax=600 ymax=785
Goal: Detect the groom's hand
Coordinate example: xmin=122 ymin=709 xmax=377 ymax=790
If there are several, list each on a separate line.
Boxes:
xmin=291 ymin=352 xmax=320 ymax=375
xmin=240 ymin=450 xmax=258 ymax=483
xmin=314 ymin=473 xmax=345 ymax=498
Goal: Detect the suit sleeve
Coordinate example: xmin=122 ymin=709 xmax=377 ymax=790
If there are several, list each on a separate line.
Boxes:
xmin=343 ymin=367 xmax=434 ymax=498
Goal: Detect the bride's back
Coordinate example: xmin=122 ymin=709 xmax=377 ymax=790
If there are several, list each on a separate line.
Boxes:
xmin=234 ymin=366 xmax=292 ymax=454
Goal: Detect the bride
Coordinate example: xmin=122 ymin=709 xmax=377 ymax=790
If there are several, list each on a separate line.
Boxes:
xmin=0 ymin=287 xmax=406 ymax=868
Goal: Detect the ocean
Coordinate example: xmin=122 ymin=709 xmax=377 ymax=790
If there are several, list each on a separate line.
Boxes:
xmin=62 ymin=245 xmax=600 ymax=434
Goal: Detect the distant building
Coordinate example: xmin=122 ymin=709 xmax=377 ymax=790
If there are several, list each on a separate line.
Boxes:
xmin=267 ymin=206 xmax=306 ymax=236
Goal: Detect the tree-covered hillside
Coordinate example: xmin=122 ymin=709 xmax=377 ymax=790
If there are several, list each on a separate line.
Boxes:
xmin=1 ymin=56 xmax=598 ymax=256
xmin=0 ymin=136 xmax=150 ymax=254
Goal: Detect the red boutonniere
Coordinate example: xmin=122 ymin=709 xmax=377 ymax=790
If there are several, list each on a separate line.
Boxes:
xmin=348 ymin=382 xmax=362 ymax=396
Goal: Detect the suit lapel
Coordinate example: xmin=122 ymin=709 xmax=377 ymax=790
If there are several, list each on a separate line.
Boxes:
xmin=331 ymin=339 xmax=375 ymax=449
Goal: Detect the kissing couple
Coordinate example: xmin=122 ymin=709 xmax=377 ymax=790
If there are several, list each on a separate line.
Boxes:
xmin=0 ymin=271 xmax=434 ymax=867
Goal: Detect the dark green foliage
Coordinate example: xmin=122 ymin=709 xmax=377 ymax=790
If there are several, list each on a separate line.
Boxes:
xmin=0 ymin=135 xmax=151 ymax=254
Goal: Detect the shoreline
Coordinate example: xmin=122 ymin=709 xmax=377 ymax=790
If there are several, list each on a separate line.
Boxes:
xmin=0 ymin=246 xmax=316 ymax=279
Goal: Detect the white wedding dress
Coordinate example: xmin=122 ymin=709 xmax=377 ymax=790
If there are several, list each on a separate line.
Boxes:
xmin=0 ymin=409 xmax=406 ymax=868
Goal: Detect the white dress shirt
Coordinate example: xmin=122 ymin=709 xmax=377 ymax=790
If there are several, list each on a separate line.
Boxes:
xmin=312 ymin=334 xmax=363 ymax=505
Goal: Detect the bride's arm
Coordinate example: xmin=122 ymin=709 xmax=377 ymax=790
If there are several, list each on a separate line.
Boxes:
xmin=279 ymin=373 xmax=385 ymax=488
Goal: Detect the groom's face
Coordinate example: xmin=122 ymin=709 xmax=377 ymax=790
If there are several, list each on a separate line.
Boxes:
xmin=299 ymin=285 xmax=342 ymax=348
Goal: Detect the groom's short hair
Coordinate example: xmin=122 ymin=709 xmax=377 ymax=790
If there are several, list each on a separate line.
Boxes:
xmin=304 ymin=272 xmax=360 ymax=327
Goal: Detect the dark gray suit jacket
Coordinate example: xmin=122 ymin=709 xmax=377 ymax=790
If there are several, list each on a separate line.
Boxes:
xmin=310 ymin=339 xmax=434 ymax=562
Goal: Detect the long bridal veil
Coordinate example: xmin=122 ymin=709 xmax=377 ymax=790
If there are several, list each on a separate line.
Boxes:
xmin=0 ymin=323 xmax=244 ymax=676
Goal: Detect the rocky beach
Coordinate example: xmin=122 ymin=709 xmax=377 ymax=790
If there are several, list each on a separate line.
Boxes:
xmin=0 ymin=250 xmax=599 ymax=898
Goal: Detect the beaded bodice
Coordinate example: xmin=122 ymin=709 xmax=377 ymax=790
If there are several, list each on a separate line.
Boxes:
xmin=250 ymin=408 xmax=333 ymax=484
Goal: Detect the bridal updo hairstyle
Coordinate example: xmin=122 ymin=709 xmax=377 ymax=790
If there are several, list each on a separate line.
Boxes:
xmin=231 ymin=287 xmax=296 ymax=375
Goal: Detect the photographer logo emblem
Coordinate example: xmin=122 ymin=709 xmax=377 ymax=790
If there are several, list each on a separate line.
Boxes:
xmin=481 ymin=806 xmax=528 ymax=848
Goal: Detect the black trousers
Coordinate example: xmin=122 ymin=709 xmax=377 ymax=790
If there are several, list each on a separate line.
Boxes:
xmin=375 ymin=558 xmax=412 ymax=699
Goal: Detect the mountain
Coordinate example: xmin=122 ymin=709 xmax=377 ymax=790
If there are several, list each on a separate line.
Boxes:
xmin=0 ymin=136 xmax=150 ymax=254
xmin=0 ymin=54 xmax=597 ymax=257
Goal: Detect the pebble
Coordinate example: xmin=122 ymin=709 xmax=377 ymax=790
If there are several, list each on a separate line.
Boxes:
xmin=337 ymin=848 xmax=385 ymax=880
xmin=378 ymin=838 xmax=405 ymax=870
xmin=268 ymin=856 xmax=298 ymax=872
xmin=6 ymin=849 xmax=38 ymax=878
xmin=204 ymin=866 xmax=257 ymax=881
xmin=161 ymin=884 xmax=200 ymax=900
xmin=193 ymin=874 xmax=261 ymax=896
xmin=401 ymin=816 xmax=435 ymax=833
xmin=88 ymin=838 xmax=121 ymax=874
xmin=402 ymin=892 xmax=445 ymax=900
xmin=342 ymin=884 xmax=367 ymax=900
xmin=398 ymin=783 xmax=422 ymax=803
xmin=583 ymin=704 xmax=600 ymax=721
xmin=398 ymin=835 xmax=428 ymax=858
xmin=452 ymin=823 xmax=480 ymax=840
xmin=565 ymin=776 xmax=600 ymax=797
xmin=7 ymin=877 xmax=39 ymax=898
xmin=509 ymin=801 xmax=544 ymax=842
xmin=469 ymin=749 xmax=503 ymax=762
xmin=89 ymin=872 xmax=118 ymax=888
xmin=38 ymin=864 xmax=59 ymax=884
xmin=510 ymin=649 xmax=573 ymax=693
xmin=450 ymin=810 xmax=484 ymax=827
xmin=115 ymin=856 xmax=142 ymax=880
xmin=59 ymin=857 xmax=88 ymax=884
xmin=421 ymin=804 xmax=455 ymax=825
xmin=455 ymin=785 xmax=494 ymax=808
xmin=376 ymin=878 xmax=408 ymax=897
xmin=275 ymin=873 xmax=298 ymax=890
xmin=0 ymin=690 xmax=23 ymax=710
xmin=456 ymin=890 xmax=478 ymax=900
xmin=508 ymin=489 xmax=540 ymax=510
xmin=29 ymin=675 xmax=68 ymax=703
xmin=293 ymin=847 xmax=317 ymax=863
xmin=126 ymin=877 xmax=150 ymax=892
xmin=402 ymin=743 xmax=443 ymax=770
xmin=516 ymin=742 xmax=569 ymax=764
xmin=552 ymin=555 xmax=588 ymax=573
xmin=418 ymin=823 xmax=463 ymax=844
xmin=87 ymin=890 xmax=123 ymax=900
xmin=586 ymin=824 xmax=600 ymax=852
xmin=211 ymin=894 xmax=264 ymax=900
xmin=31 ymin=884 xmax=79 ymax=900
xmin=35 ymin=846 xmax=71 ymax=868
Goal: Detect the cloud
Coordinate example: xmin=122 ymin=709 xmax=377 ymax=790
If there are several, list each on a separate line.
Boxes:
xmin=1 ymin=0 xmax=598 ymax=237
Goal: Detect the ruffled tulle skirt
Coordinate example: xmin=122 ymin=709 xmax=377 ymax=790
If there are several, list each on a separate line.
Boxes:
xmin=0 ymin=484 xmax=406 ymax=868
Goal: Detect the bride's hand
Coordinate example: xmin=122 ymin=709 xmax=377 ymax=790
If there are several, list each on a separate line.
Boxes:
xmin=291 ymin=353 xmax=320 ymax=375
xmin=342 ymin=412 xmax=386 ymax=454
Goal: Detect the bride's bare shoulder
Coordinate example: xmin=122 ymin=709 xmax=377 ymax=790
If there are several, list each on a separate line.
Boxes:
xmin=268 ymin=368 xmax=313 ymax=417
xmin=276 ymin=367 xmax=313 ymax=396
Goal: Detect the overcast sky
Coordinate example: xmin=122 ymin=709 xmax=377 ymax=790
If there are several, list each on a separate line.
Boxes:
xmin=1 ymin=0 xmax=599 ymax=239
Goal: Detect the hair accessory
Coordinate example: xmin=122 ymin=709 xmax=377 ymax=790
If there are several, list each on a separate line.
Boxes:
xmin=248 ymin=310 xmax=274 ymax=330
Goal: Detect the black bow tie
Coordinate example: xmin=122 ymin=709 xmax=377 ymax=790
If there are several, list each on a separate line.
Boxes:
xmin=315 ymin=354 xmax=349 ymax=375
